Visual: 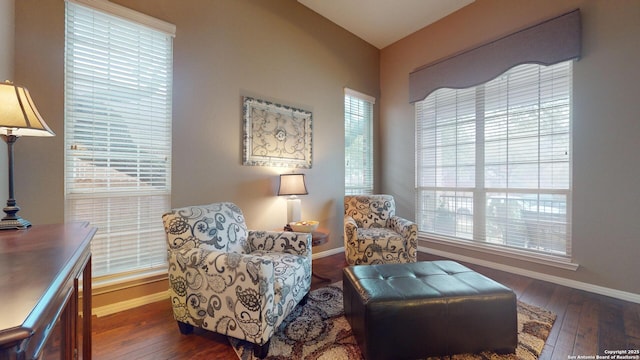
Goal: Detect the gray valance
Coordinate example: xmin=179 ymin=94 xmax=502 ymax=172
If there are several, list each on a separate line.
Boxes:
xmin=409 ymin=9 xmax=581 ymax=103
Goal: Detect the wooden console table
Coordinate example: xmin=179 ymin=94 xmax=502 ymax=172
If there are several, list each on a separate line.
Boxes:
xmin=0 ymin=222 xmax=96 ymax=360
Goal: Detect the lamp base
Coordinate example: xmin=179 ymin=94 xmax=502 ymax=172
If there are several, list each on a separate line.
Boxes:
xmin=0 ymin=216 xmax=31 ymax=230
xmin=286 ymin=197 xmax=302 ymax=224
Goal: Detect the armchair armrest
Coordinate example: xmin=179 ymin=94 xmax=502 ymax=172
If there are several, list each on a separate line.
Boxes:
xmin=389 ymin=215 xmax=418 ymax=242
xmin=344 ymin=215 xmax=358 ymax=242
xmin=168 ymin=246 xmax=280 ymax=344
xmin=344 ymin=215 xmax=363 ymax=265
xmin=168 ymin=247 xmax=276 ymax=297
xmin=389 ymin=215 xmax=418 ymax=262
xmin=345 ymin=215 xmax=358 ymax=228
xmin=247 ymin=230 xmax=312 ymax=257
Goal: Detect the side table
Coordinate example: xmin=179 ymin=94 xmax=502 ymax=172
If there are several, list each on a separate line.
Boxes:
xmin=310 ymin=229 xmax=331 ymax=282
xmin=281 ymin=226 xmax=331 ymax=282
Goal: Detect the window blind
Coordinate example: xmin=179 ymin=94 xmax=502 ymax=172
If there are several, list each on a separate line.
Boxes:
xmin=64 ymin=1 xmax=174 ymax=279
xmin=345 ymin=88 xmax=375 ymax=195
xmin=416 ymin=61 xmax=572 ymax=257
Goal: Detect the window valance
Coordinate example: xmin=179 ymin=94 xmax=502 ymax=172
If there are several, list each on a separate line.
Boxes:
xmin=409 ymin=9 xmax=581 ymax=103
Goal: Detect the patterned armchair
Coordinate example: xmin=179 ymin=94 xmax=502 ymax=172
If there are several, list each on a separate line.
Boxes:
xmin=163 ymin=202 xmax=312 ymax=358
xmin=344 ymin=195 xmax=418 ymax=265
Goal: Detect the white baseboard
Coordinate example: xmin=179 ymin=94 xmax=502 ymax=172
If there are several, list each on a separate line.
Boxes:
xmin=313 ymin=246 xmax=345 ymax=260
xmin=420 ymin=245 xmax=640 ymax=304
xmin=93 ymin=290 xmax=169 ymax=317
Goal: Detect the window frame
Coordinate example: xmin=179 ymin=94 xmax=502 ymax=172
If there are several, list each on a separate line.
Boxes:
xmin=344 ymin=88 xmax=375 ymax=195
xmin=64 ymin=0 xmax=175 ymax=282
xmin=415 ymin=61 xmax=574 ymax=266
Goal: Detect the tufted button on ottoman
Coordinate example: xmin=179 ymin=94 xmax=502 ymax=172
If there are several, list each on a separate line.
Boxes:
xmin=343 ymin=260 xmax=517 ymax=360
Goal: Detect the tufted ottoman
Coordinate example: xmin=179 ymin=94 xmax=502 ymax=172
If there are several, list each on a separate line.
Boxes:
xmin=343 ymin=260 xmax=517 ymax=360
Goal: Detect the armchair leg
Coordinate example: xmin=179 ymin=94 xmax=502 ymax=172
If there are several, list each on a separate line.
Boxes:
xmin=177 ymin=321 xmax=194 ymax=335
xmin=253 ymin=340 xmax=270 ymax=359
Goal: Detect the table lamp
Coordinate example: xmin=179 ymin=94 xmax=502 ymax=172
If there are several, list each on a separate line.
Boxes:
xmin=278 ymin=173 xmax=308 ymax=223
xmin=0 ymin=81 xmax=55 ymax=230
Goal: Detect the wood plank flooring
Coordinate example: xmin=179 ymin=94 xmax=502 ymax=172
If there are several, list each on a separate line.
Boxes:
xmin=92 ymin=252 xmax=640 ymax=359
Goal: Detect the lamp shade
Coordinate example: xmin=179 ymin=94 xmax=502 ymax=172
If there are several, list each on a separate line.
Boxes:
xmin=0 ymin=81 xmax=55 ymax=137
xmin=278 ymin=174 xmax=308 ymax=196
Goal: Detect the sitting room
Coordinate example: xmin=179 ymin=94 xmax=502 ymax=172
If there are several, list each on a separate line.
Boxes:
xmin=1 ymin=0 xmax=639 ymax=359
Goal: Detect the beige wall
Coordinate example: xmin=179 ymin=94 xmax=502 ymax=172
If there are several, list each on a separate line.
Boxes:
xmin=0 ymin=0 xmax=13 ymax=79
xmin=0 ymin=0 xmax=14 ymax=202
xmin=13 ymin=0 xmax=640 ymax=304
xmin=380 ymin=0 xmax=640 ymax=295
xmin=14 ymin=0 xmax=379 ymax=255
xmin=14 ymin=0 xmax=378 ymax=308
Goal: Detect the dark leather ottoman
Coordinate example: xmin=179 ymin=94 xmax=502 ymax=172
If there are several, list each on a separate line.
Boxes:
xmin=343 ymin=260 xmax=517 ymax=360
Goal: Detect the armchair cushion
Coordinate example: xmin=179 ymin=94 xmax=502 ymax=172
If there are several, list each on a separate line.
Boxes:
xmin=163 ymin=202 xmax=312 ymax=349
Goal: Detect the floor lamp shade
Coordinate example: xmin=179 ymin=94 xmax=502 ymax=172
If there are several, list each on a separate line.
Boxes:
xmin=0 ymin=81 xmax=55 ymax=230
xmin=278 ymin=174 xmax=308 ymax=224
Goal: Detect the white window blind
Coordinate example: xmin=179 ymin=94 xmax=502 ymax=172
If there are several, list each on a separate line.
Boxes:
xmin=64 ymin=1 xmax=174 ymax=279
xmin=345 ymin=88 xmax=375 ymax=195
xmin=416 ymin=61 xmax=572 ymax=257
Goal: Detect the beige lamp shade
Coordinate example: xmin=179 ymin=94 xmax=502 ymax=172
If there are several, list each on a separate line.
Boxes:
xmin=0 ymin=81 xmax=55 ymax=137
xmin=278 ymin=174 xmax=308 ymax=196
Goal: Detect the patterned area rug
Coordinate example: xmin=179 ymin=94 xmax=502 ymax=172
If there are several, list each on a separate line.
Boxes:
xmin=229 ymin=282 xmax=556 ymax=360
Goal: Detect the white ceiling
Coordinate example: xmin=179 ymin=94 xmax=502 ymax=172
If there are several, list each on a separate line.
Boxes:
xmin=298 ymin=0 xmax=474 ymax=49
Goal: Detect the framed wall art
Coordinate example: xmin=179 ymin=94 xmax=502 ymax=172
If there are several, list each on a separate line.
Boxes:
xmin=242 ymin=96 xmax=313 ymax=168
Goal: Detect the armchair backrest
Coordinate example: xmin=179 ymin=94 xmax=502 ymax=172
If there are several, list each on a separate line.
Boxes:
xmin=163 ymin=202 xmax=250 ymax=254
xmin=344 ymin=195 xmax=396 ymax=229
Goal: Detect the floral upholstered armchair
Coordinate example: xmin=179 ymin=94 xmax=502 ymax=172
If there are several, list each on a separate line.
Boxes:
xmin=344 ymin=195 xmax=418 ymax=265
xmin=163 ymin=202 xmax=312 ymax=358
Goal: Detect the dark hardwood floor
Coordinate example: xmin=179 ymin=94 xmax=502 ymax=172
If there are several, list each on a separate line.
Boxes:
xmin=92 ymin=252 xmax=640 ymax=359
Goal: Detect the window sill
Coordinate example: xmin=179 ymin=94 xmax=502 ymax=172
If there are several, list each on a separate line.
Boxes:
xmin=419 ymin=233 xmax=579 ymax=271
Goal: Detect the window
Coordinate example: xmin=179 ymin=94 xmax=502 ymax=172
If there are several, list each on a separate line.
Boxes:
xmin=345 ymin=88 xmax=375 ymax=195
xmin=64 ymin=0 xmax=175 ymax=279
xmin=416 ymin=61 xmax=572 ymax=257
